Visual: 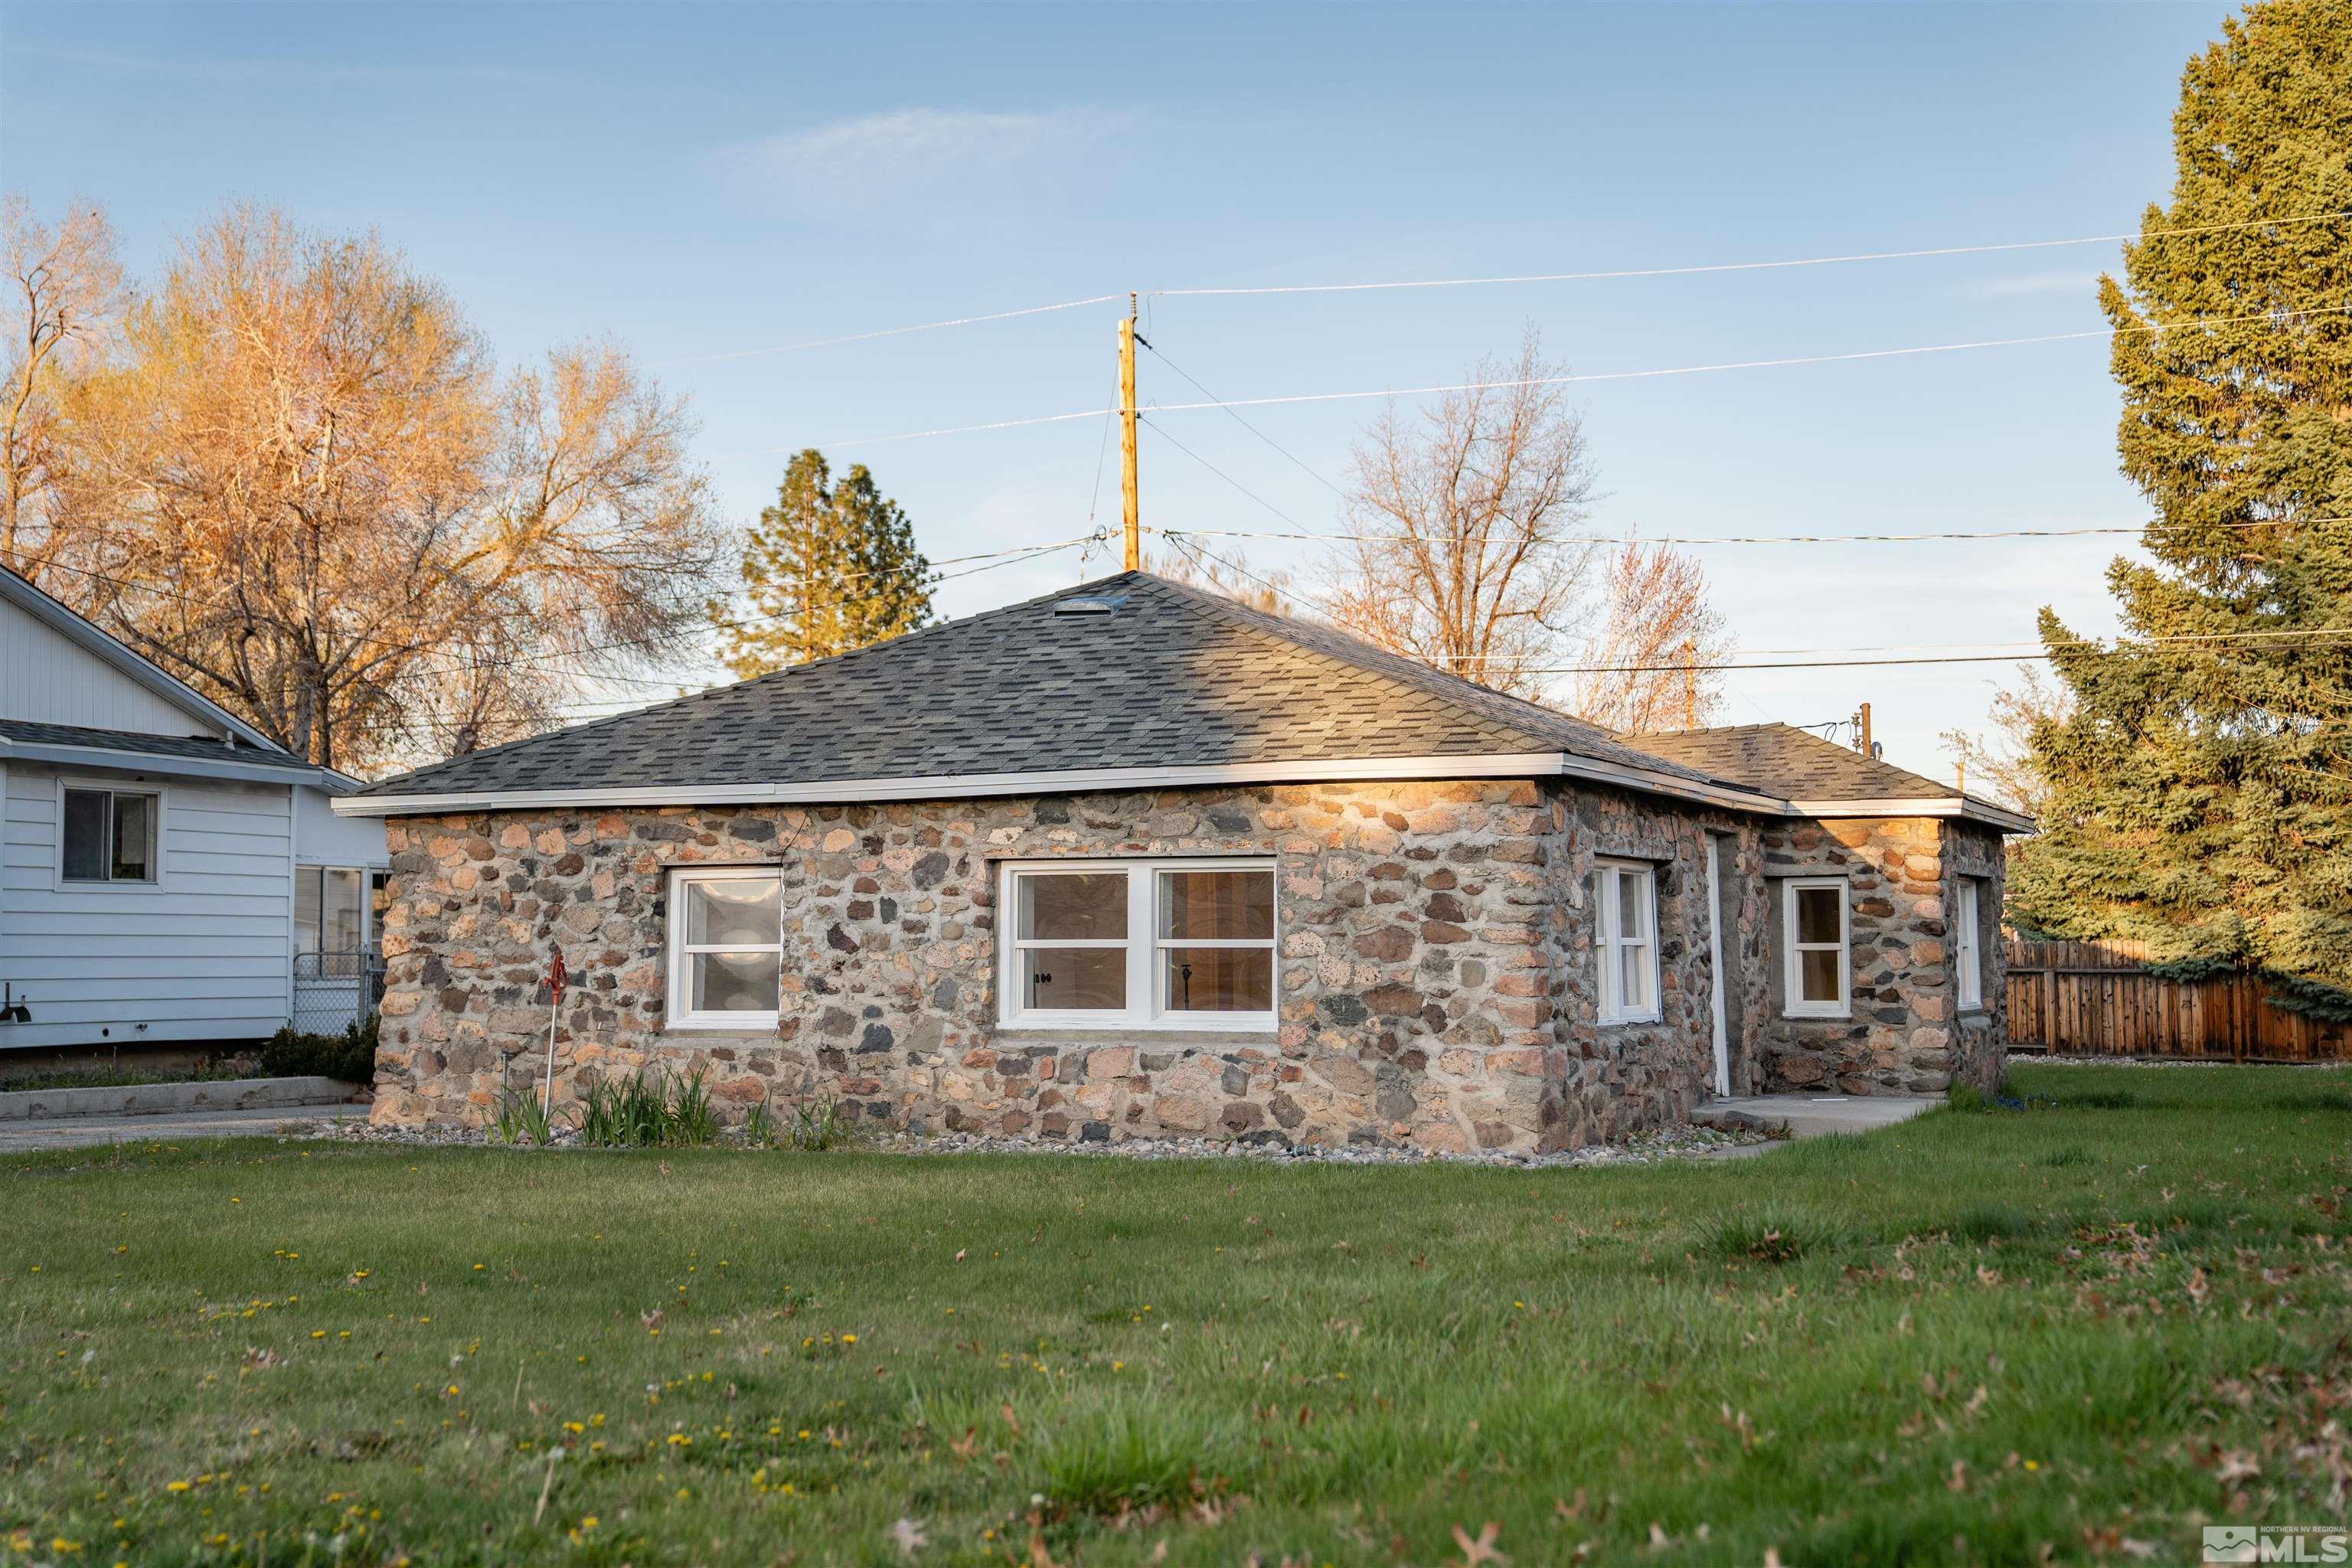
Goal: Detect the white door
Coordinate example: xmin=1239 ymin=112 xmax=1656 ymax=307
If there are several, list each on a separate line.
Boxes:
xmin=1704 ymin=835 xmax=1731 ymax=1097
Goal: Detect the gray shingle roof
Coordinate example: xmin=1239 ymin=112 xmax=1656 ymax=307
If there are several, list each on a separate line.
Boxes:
xmin=1628 ymin=723 xmax=1960 ymax=803
xmin=0 ymin=718 xmax=319 ymax=773
xmin=357 ymin=571 xmax=1745 ymax=802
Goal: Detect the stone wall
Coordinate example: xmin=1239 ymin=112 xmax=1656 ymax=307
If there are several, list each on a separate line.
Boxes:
xmin=1751 ymin=816 xmax=2003 ymax=1096
xmin=375 ymin=779 xmax=1716 ymax=1153
xmin=370 ymin=781 xmax=2002 ymax=1148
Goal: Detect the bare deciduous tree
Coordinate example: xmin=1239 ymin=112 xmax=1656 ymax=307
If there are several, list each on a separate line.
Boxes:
xmin=1570 ymin=537 xmax=1734 ymax=733
xmin=44 ymin=206 xmax=723 ymax=771
xmin=2 ymin=194 xmax=121 ymax=579
xmin=1322 ymin=330 xmax=1597 ymax=697
xmin=1940 ymin=665 xmax=2072 ymax=814
xmin=1150 ymin=539 xmax=1294 ymax=616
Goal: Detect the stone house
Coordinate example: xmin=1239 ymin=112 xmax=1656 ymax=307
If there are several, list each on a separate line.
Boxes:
xmin=335 ymin=573 xmax=2030 ymax=1152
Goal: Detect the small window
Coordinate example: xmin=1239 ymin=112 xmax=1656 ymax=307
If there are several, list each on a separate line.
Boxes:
xmin=1594 ymin=859 xmax=1659 ymax=1025
xmin=666 ymin=867 xmax=782 ymax=1028
xmin=999 ymin=858 xmax=1277 ymax=1029
xmin=1955 ymin=878 xmax=1984 ymax=1011
xmin=295 ymin=867 xmax=368 ymax=975
xmin=61 ymin=786 xmax=158 ymax=884
xmin=1782 ymin=877 xmax=1851 ymax=1018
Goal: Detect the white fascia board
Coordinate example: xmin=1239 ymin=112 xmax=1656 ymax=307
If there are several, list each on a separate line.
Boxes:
xmin=332 ymin=753 xmax=1579 ymax=817
xmin=334 ymin=750 xmax=1799 ymax=819
xmin=1553 ymin=753 xmax=1791 ymax=815
xmin=0 ymin=570 xmax=284 ymax=754
xmin=2 ymin=738 xmax=330 ymax=789
xmin=1792 ymin=795 xmax=2037 ymax=835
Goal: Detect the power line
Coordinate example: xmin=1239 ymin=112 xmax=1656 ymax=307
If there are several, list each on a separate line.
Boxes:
xmin=670 ymin=292 xmax=1125 ymax=365
xmin=22 ymin=534 xmax=1096 ymax=686
xmin=807 ymin=302 xmax=2351 ymax=450
xmin=1149 ymin=210 xmax=2352 ymax=299
xmin=1136 ymin=338 xmax=1348 ymax=504
xmin=1154 ymin=513 xmax=2352 ymax=550
xmin=1142 ymin=417 xmax=1322 ymax=540
xmin=662 ymin=210 xmax=2350 ymax=365
xmin=1419 ymin=626 xmax=2352 ymax=678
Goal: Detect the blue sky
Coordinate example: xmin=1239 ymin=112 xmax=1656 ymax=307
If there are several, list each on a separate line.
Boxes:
xmin=1 ymin=1 xmax=2233 ymax=779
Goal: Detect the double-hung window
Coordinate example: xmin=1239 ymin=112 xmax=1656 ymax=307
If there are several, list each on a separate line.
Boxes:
xmin=1594 ymin=859 xmax=1659 ymax=1025
xmin=999 ymin=858 xmax=1276 ymax=1029
xmin=1782 ymin=877 xmax=1851 ymax=1018
xmin=1955 ymin=878 xmax=1984 ymax=1010
xmin=60 ymin=786 xmax=158 ymax=884
xmin=667 ymin=867 xmax=782 ymax=1028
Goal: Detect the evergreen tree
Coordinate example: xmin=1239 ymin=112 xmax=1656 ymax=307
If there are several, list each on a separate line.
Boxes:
xmin=714 ymin=449 xmax=935 ymax=678
xmin=2010 ymin=0 xmax=2352 ymax=1008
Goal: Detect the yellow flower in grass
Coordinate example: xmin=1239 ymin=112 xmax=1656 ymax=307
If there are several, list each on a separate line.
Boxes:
xmin=165 ymin=1480 xmax=191 ymax=1494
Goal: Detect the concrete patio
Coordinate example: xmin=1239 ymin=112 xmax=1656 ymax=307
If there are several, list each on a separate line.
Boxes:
xmin=1689 ymin=1093 xmax=1941 ymax=1139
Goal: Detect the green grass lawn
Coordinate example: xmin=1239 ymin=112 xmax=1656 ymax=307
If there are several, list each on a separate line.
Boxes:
xmin=5 ymin=1063 xmax=2347 ymax=1567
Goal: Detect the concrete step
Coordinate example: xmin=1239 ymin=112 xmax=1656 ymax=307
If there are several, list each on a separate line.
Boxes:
xmin=0 ymin=1076 xmax=364 ymax=1123
xmin=1689 ymin=1093 xmax=1939 ymax=1138
xmin=0 ymin=1104 xmax=360 ymax=1151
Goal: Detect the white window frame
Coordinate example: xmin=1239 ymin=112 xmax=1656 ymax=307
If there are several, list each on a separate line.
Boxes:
xmin=1782 ymin=876 xmax=1852 ymax=1019
xmin=665 ymin=865 xmax=784 ymax=1031
xmin=997 ymin=857 xmax=1278 ymax=1031
xmin=1593 ymin=858 xmax=1661 ymax=1026
xmin=54 ymin=778 xmax=164 ymax=890
xmin=1955 ymin=877 xmax=1984 ymax=1011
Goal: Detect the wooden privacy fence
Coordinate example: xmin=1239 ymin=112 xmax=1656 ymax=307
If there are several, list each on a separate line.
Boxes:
xmin=2004 ymin=937 xmax=2351 ymax=1062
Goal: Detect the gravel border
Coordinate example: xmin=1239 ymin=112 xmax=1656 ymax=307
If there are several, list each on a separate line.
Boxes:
xmin=307 ymin=1118 xmax=1770 ymax=1167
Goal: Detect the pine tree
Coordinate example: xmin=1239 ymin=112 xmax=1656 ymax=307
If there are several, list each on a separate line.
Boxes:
xmin=2009 ymin=0 xmax=2352 ymax=1008
xmin=714 ymin=449 xmax=935 ymax=678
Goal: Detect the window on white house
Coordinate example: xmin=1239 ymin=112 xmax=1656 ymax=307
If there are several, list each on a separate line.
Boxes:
xmin=1782 ymin=877 xmax=1851 ymax=1018
xmin=61 ymin=786 xmax=157 ymax=884
xmin=1000 ymin=859 xmax=1276 ymax=1028
xmin=666 ymin=867 xmax=782 ymax=1028
xmin=1594 ymin=859 xmax=1659 ymax=1025
xmin=1955 ymin=878 xmax=1984 ymax=1010
xmin=294 ymin=866 xmax=368 ymax=975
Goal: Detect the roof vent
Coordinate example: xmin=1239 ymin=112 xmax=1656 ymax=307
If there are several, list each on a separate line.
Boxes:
xmin=1054 ymin=593 xmax=1129 ymax=618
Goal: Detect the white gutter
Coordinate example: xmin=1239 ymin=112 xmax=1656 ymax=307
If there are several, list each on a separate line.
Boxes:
xmin=1792 ymin=795 xmax=2035 ymax=835
xmin=331 ymin=751 xmax=2035 ymax=832
xmin=333 ymin=752 xmax=1616 ymax=816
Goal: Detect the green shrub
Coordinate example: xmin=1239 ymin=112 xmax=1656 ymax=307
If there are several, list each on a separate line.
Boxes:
xmin=259 ymin=1015 xmax=379 ymax=1083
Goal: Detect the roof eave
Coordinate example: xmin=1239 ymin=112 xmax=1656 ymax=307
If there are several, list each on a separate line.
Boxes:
xmin=334 ymin=750 xmax=1794 ymax=819
xmin=1789 ymin=795 xmax=2036 ymax=835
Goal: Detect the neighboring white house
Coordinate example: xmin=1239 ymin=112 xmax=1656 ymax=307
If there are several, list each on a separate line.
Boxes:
xmin=0 ymin=568 xmax=389 ymax=1052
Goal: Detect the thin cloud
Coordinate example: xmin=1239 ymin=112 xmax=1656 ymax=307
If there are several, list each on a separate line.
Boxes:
xmin=717 ymin=106 xmax=1132 ymax=220
xmin=1949 ymin=269 xmax=2101 ymax=301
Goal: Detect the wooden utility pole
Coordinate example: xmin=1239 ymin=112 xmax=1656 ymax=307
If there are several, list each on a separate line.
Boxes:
xmin=1119 ymin=294 xmax=1139 ymax=571
xmin=1856 ymin=701 xmax=1874 ymax=756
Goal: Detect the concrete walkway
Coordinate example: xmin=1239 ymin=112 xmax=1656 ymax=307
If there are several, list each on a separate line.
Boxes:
xmin=0 ymin=1106 xmax=360 ymax=1152
xmin=1689 ymin=1093 xmax=1940 ymax=1138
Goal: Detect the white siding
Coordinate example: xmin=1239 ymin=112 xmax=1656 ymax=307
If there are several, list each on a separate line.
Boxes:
xmin=0 ymin=760 xmax=294 ymax=1050
xmin=0 ymin=596 xmax=204 ymax=737
xmin=293 ymin=783 xmax=390 ymax=869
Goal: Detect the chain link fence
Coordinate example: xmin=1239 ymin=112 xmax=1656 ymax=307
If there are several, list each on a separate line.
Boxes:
xmin=292 ymin=950 xmax=384 ymax=1036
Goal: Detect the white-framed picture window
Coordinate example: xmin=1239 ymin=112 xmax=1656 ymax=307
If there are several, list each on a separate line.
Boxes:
xmin=1782 ymin=877 xmax=1851 ymax=1018
xmin=58 ymin=782 xmax=159 ymax=886
xmin=1955 ymin=877 xmax=1984 ymax=1011
xmin=998 ymin=858 xmax=1276 ymax=1030
xmin=1594 ymin=858 xmax=1660 ymax=1025
xmin=665 ymin=866 xmax=782 ymax=1030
